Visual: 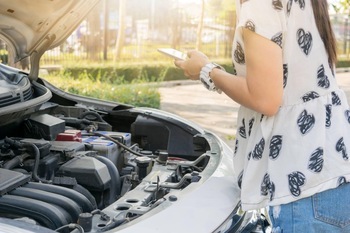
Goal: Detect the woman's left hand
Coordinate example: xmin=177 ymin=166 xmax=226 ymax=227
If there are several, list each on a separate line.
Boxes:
xmin=174 ymin=50 xmax=210 ymax=80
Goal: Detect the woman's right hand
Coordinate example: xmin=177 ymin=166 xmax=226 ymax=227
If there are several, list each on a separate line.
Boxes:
xmin=174 ymin=50 xmax=210 ymax=80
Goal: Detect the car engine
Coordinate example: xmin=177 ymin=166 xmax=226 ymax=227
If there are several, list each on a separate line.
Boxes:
xmin=0 ymin=64 xmax=214 ymax=232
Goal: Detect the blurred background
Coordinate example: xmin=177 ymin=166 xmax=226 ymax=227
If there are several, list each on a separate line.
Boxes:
xmin=1 ymin=0 xmax=349 ymax=68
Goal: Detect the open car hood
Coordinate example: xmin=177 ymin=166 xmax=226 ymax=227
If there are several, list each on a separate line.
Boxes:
xmin=0 ymin=0 xmax=99 ymax=77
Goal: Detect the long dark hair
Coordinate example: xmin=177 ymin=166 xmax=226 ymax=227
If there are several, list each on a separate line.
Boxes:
xmin=311 ymin=0 xmax=337 ymax=65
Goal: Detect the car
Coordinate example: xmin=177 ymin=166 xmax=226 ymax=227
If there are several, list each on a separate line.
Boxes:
xmin=0 ymin=1 xmax=269 ymax=232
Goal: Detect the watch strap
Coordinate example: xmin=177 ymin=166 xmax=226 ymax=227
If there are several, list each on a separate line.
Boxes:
xmin=199 ymin=63 xmax=224 ymax=93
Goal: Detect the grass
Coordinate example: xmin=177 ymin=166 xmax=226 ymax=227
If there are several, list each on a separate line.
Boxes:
xmin=41 ymin=70 xmax=161 ymax=108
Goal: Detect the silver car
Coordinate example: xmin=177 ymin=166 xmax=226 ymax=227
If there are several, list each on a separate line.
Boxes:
xmin=0 ymin=1 xmax=267 ymax=232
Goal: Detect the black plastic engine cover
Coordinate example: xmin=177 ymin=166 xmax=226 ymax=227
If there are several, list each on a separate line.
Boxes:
xmin=0 ymin=168 xmax=30 ymax=195
xmin=57 ymin=156 xmax=111 ymax=191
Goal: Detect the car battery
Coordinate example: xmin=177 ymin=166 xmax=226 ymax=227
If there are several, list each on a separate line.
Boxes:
xmin=82 ymin=131 xmax=131 ymax=169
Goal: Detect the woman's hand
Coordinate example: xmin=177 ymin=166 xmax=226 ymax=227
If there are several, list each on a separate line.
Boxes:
xmin=174 ymin=50 xmax=210 ymax=80
xmin=174 ymin=29 xmax=283 ymax=117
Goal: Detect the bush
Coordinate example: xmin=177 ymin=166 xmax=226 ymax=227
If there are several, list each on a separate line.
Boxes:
xmin=41 ymin=57 xmax=348 ymax=110
xmin=41 ymin=71 xmax=161 ymax=108
xmin=48 ymin=58 xmax=237 ymax=82
xmin=337 ymin=58 xmax=350 ymax=68
xmin=46 ymin=57 xmax=349 ymax=86
xmin=60 ymin=64 xmax=186 ymax=83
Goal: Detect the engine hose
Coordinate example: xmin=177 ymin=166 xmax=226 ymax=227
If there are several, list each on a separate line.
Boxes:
xmin=4 ymin=138 xmax=51 ymax=184
xmin=73 ymin=184 xmax=97 ymax=210
xmin=60 ymin=117 xmax=93 ymax=130
xmin=94 ymin=155 xmax=121 ymax=203
xmin=0 ymin=143 xmax=14 ymax=157
xmin=2 ymin=153 xmax=30 ymax=169
xmin=23 ymin=142 xmax=52 ymax=183
xmin=82 ymin=132 xmax=147 ymax=157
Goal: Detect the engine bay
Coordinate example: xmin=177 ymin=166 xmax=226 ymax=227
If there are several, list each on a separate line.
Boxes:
xmin=0 ymin=65 xmax=219 ymax=232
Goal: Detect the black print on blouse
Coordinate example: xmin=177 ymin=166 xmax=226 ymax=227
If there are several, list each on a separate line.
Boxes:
xmin=336 ymin=137 xmax=349 ymax=161
xmin=238 ymin=170 xmax=244 ymax=189
xmin=234 ymin=42 xmax=245 ymax=65
xmin=283 ymin=64 xmax=288 ymax=88
xmin=261 ymin=173 xmax=270 ymax=196
xmin=269 ymin=181 xmax=276 ymax=201
xmin=287 ymin=0 xmax=305 ymax=15
xmin=288 ymin=171 xmax=306 ymax=197
xmin=297 ymin=110 xmax=315 ymax=135
xmin=325 ymin=104 xmax=332 ymax=128
xmin=239 ymin=118 xmax=247 ymax=139
xmin=338 ymin=176 xmax=347 ymax=187
xmin=251 ymin=138 xmax=265 ymax=160
xmin=332 ymin=92 xmax=341 ymax=106
xmin=260 ymin=114 xmax=265 ymax=122
xmin=232 ymin=69 xmax=237 ymax=76
xmin=272 ymin=0 xmax=283 ymax=11
xmin=317 ymin=65 xmax=330 ymax=89
xmin=296 ymin=0 xmax=306 ymax=9
xmin=345 ymin=110 xmax=350 ymax=124
xmin=269 ymin=135 xmax=283 ymax=160
xmin=308 ymin=147 xmax=324 ymax=173
xmin=301 ymin=91 xmax=320 ymax=102
xmin=248 ymin=118 xmax=255 ymax=136
xmin=297 ymin=29 xmax=313 ymax=56
xmin=261 ymin=173 xmax=275 ymax=201
xmin=234 ymin=139 xmax=239 ymax=155
xmin=272 ymin=32 xmax=283 ymax=48
xmin=245 ymin=20 xmax=255 ymax=32
xmin=287 ymin=0 xmax=293 ymax=15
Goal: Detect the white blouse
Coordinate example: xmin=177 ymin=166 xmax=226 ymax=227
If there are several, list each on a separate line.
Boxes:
xmin=232 ymin=0 xmax=350 ymax=211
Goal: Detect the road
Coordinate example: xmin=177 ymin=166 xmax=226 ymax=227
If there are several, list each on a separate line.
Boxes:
xmin=159 ymin=71 xmax=350 ymax=148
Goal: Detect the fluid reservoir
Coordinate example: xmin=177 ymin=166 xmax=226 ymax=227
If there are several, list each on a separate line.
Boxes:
xmin=135 ymin=156 xmax=152 ymax=180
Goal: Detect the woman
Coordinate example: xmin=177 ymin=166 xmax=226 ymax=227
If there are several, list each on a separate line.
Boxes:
xmin=175 ymin=0 xmax=350 ymax=232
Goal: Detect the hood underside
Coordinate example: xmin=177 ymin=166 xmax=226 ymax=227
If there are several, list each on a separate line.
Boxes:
xmin=0 ymin=0 xmax=100 ymax=63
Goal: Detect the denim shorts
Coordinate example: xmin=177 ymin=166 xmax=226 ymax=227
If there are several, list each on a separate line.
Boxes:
xmin=268 ymin=182 xmax=350 ymax=233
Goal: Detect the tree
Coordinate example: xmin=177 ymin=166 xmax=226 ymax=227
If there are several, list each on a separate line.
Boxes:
xmin=170 ymin=1 xmax=182 ymax=49
xmin=332 ymin=0 xmax=349 ymax=14
xmin=114 ymin=0 xmax=126 ymax=61
xmin=205 ymin=0 xmax=236 ymax=56
xmin=207 ymin=0 xmax=236 ymax=20
xmin=196 ymin=0 xmax=205 ymax=50
xmin=332 ymin=0 xmax=350 ymax=56
xmin=86 ymin=1 xmax=102 ymax=60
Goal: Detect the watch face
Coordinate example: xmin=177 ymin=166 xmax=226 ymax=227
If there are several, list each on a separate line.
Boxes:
xmin=210 ymin=63 xmax=219 ymax=69
xmin=204 ymin=63 xmax=216 ymax=71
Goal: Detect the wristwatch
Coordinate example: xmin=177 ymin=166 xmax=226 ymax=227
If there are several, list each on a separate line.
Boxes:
xmin=199 ymin=62 xmax=225 ymax=93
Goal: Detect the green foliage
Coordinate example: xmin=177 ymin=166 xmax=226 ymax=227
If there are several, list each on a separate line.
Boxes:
xmin=52 ymin=63 xmax=189 ymax=83
xmin=40 ymin=56 xmax=348 ymax=110
xmin=337 ymin=57 xmax=350 ymax=68
xmin=0 ymin=49 xmax=8 ymax=64
xmin=41 ymin=71 xmax=161 ymax=108
xmin=332 ymin=0 xmax=350 ymax=14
